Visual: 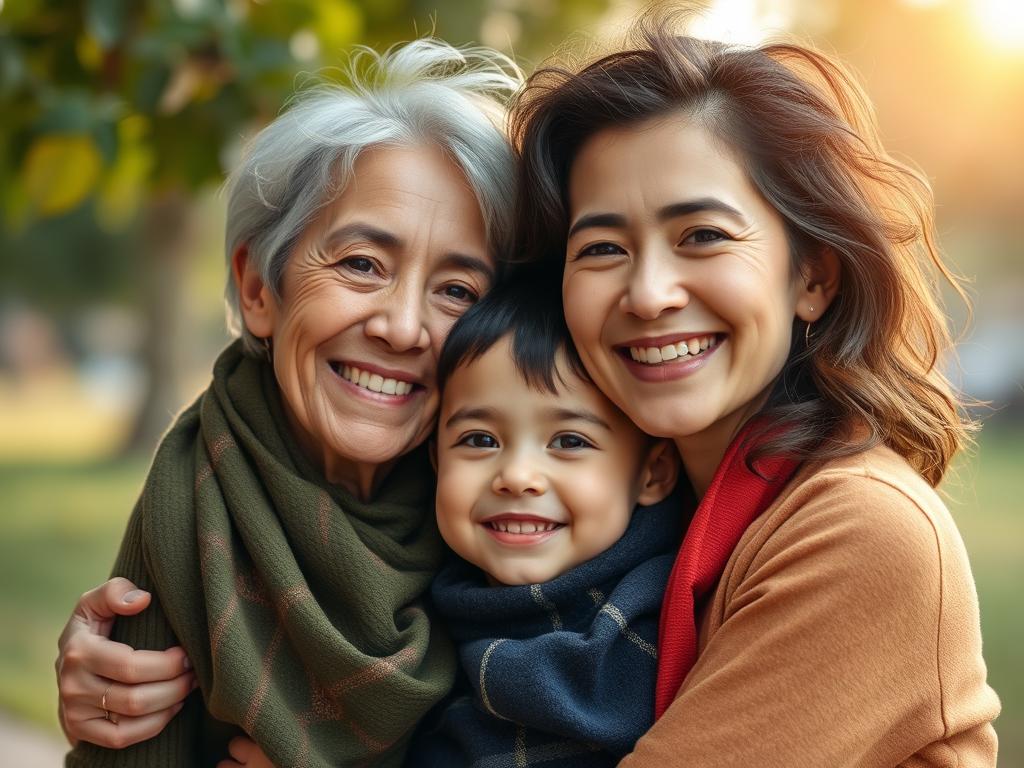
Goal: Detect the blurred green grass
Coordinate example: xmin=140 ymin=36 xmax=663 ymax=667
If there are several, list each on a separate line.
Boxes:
xmin=0 ymin=430 xmax=1020 ymax=762
xmin=0 ymin=458 xmax=147 ymax=729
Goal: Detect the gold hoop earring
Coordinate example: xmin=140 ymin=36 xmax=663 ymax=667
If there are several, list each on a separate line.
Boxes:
xmin=804 ymin=307 xmax=815 ymax=345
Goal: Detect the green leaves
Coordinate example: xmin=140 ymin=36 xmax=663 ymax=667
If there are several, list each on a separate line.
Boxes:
xmin=21 ymin=133 xmax=103 ymax=216
xmin=86 ymin=0 xmax=129 ymax=49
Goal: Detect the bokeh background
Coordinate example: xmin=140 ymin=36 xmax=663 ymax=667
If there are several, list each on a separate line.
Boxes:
xmin=1 ymin=0 xmax=1021 ymax=763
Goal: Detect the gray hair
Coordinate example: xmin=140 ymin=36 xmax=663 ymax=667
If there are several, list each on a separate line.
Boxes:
xmin=223 ymin=38 xmax=523 ymax=354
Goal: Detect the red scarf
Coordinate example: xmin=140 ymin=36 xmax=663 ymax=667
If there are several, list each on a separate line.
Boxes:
xmin=654 ymin=426 xmax=801 ymax=717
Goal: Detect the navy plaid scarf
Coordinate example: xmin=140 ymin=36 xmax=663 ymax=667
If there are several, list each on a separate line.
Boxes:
xmin=407 ymin=493 xmax=684 ymax=767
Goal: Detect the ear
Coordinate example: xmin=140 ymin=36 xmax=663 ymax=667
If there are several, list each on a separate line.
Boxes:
xmin=232 ymin=244 xmax=276 ymax=339
xmin=635 ymin=440 xmax=680 ymax=506
xmin=428 ymin=438 xmax=438 ymax=474
xmin=794 ymin=247 xmax=841 ymax=324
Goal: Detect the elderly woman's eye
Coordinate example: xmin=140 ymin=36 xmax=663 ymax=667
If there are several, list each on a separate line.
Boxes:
xmin=340 ymin=256 xmax=375 ymax=273
xmin=457 ymin=432 xmax=498 ymax=449
xmin=442 ymin=284 xmax=479 ymax=303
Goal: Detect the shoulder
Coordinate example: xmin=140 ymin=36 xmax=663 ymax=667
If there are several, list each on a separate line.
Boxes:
xmin=633 ymin=445 xmax=998 ymax=767
xmin=747 ymin=444 xmax=966 ymax=578
xmin=722 ymin=443 xmax=982 ymax=657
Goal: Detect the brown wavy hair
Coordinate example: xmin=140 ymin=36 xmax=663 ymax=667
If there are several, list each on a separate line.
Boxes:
xmin=509 ymin=10 xmax=973 ymax=486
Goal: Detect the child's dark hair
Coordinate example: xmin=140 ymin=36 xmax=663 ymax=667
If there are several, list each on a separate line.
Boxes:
xmin=437 ymin=263 xmax=589 ymax=395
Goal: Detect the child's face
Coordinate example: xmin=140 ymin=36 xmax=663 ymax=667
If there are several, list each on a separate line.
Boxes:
xmin=434 ymin=336 xmax=674 ymax=586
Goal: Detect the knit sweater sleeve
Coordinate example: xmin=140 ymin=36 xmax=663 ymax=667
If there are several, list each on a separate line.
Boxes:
xmin=619 ymin=465 xmax=1000 ymax=768
xmin=65 ymin=498 xmax=204 ymax=768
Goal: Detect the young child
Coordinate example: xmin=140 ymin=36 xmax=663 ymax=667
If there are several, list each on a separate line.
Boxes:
xmin=407 ymin=267 xmax=681 ymax=767
xmin=220 ymin=268 xmax=682 ymax=768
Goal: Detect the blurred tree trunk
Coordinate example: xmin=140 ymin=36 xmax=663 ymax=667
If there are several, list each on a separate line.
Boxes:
xmin=120 ymin=190 xmax=194 ymax=456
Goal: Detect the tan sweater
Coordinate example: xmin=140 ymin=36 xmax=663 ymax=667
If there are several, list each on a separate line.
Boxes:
xmin=620 ymin=444 xmax=1000 ymax=768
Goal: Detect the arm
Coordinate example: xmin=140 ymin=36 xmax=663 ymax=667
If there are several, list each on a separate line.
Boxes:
xmin=64 ymin=503 xmax=203 ymax=766
xmin=56 ymin=577 xmax=194 ymax=748
xmin=620 ymin=473 xmax=999 ymax=768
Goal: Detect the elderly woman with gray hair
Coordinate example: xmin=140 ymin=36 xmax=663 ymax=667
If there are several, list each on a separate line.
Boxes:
xmin=56 ymin=39 xmax=520 ymax=768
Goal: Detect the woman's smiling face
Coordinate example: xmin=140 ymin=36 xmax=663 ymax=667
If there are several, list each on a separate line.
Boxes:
xmin=238 ymin=143 xmax=494 ymax=492
xmin=562 ymin=114 xmax=806 ymax=457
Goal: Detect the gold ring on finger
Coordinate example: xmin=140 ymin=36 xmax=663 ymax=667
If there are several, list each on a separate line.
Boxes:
xmin=101 ymin=683 xmax=113 ymax=721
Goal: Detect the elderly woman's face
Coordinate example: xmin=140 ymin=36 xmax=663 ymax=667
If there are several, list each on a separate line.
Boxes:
xmin=242 ymin=144 xmax=493 ymax=479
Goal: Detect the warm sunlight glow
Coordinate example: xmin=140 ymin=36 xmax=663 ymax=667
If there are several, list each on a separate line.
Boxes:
xmin=689 ymin=0 xmax=796 ymax=46
xmin=972 ymin=0 xmax=1024 ymax=50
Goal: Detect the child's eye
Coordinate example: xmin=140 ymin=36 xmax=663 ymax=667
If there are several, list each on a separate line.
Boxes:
xmin=549 ymin=433 xmax=594 ymax=451
xmin=457 ymin=432 xmax=498 ymax=449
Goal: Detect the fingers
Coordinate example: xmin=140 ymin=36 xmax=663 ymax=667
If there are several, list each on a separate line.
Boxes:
xmin=75 ymin=578 xmax=152 ymax=626
xmin=228 ymin=736 xmax=260 ymax=760
xmin=227 ymin=737 xmax=276 ymax=768
xmin=63 ymin=670 xmax=197 ymax=727
xmin=214 ymin=736 xmax=278 ymax=768
xmin=69 ymin=634 xmax=191 ymax=685
xmin=214 ymin=737 xmax=255 ymax=768
xmin=103 ymin=671 xmax=197 ymax=716
xmin=71 ymin=701 xmax=185 ymax=750
xmin=58 ymin=629 xmax=194 ymax=744
xmin=55 ymin=577 xmax=196 ymax=747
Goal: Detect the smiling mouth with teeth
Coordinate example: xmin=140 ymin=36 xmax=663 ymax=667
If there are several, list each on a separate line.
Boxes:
xmin=331 ymin=363 xmax=416 ymax=396
xmin=627 ymin=334 xmax=720 ymax=365
xmin=485 ymin=519 xmax=563 ymax=534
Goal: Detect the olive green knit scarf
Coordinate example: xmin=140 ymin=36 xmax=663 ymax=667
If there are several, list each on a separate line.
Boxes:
xmin=72 ymin=341 xmax=454 ymax=768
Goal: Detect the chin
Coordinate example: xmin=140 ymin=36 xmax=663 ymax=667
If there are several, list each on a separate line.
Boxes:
xmin=630 ymin=408 xmax=712 ymax=442
xmin=497 ymin=566 xmax=557 ymax=587
xmin=327 ymin=426 xmax=427 ymax=466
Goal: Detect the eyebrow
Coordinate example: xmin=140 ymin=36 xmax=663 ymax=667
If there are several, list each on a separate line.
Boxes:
xmin=443 ymin=405 xmax=611 ymax=431
xmin=325 ymin=224 xmax=493 ymax=281
xmin=325 ymin=222 xmax=401 ymax=249
xmin=438 ymin=253 xmax=495 ymax=283
xmin=544 ymin=407 xmax=611 ymax=431
xmin=445 ymin=406 xmax=499 ymax=429
xmin=567 ymin=197 xmax=747 ymax=238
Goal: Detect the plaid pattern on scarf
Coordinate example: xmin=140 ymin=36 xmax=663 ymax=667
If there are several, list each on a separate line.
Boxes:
xmin=407 ymin=494 xmax=684 ymax=768
xmin=66 ymin=341 xmax=455 ymax=768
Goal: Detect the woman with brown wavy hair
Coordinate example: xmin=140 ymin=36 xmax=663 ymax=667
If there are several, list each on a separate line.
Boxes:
xmin=510 ymin=11 xmax=1000 ymax=767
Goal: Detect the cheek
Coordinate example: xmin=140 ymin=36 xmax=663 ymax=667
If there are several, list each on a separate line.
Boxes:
xmin=427 ymin=312 xmax=461 ymax=360
xmin=567 ymin=459 xmax=632 ymax=518
xmin=562 ymin=271 xmax=612 ymax=352
xmin=436 ymin=458 xmax=471 ymax=507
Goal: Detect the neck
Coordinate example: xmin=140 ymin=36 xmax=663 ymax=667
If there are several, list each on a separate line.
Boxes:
xmin=675 ymin=393 xmax=771 ymax=500
xmin=323 ymin=453 xmax=398 ymax=502
xmin=283 ymin=407 xmax=396 ymax=502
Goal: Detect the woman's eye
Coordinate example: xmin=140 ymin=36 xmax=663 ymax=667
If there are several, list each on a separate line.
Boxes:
xmin=576 ymin=242 xmax=626 ymax=259
xmin=550 ymin=433 xmax=593 ymax=450
xmin=442 ymin=284 xmax=479 ymax=303
xmin=682 ymin=228 xmax=728 ymax=245
xmin=339 ymin=256 xmax=375 ymax=273
xmin=458 ymin=432 xmax=498 ymax=449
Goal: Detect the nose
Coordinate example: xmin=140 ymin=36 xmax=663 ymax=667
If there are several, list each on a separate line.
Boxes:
xmin=619 ymin=248 xmax=689 ymax=320
xmin=364 ymin=281 xmax=431 ymax=353
xmin=492 ymin=450 xmax=548 ymax=497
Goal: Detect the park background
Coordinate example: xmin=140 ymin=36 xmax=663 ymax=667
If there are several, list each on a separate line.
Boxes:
xmin=1 ymin=0 xmax=1021 ymax=764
